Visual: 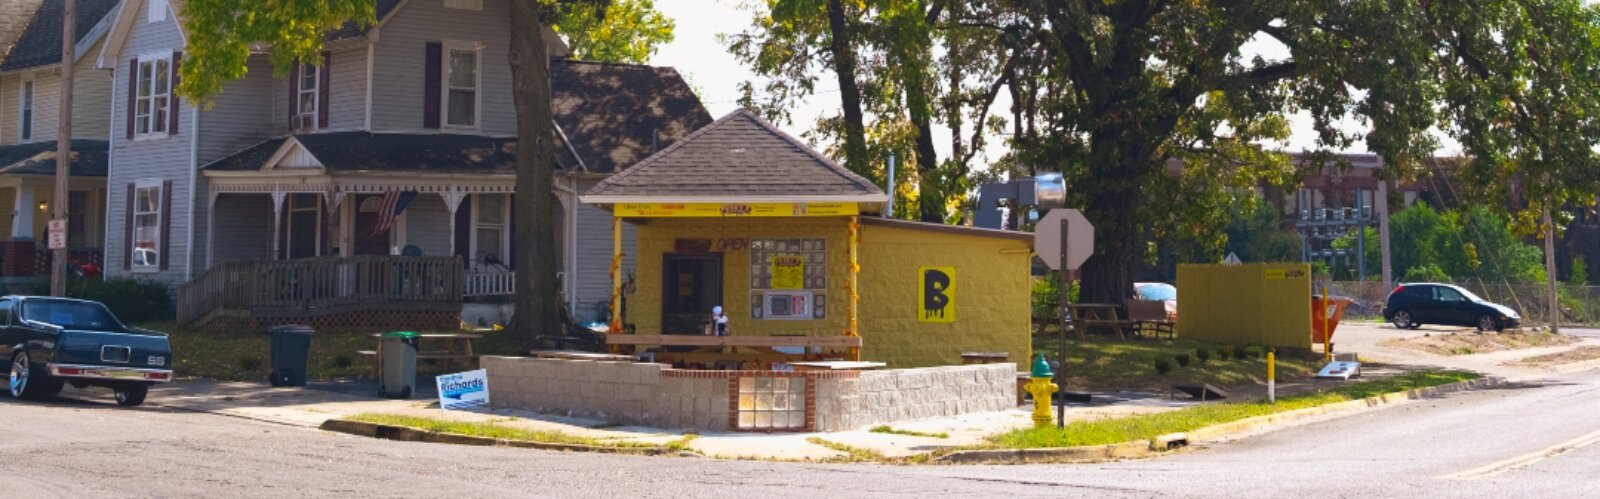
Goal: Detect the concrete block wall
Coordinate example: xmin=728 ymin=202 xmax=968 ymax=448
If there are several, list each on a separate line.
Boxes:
xmin=820 ymin=363 xmax=1016 ymax=431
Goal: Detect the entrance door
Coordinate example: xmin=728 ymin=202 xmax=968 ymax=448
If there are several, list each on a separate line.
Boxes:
xmin=285 ymin=194 xmax=321 ymax=259
xmin=662 ymin=254 xmax=722 ymax=335
xmin=353 ymin=194 xmax=391 ymax=255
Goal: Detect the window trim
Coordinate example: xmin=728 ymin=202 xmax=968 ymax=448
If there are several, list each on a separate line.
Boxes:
xmin=441 ymin=41 xmax=483 ymax=130
xmin=133 ymin=52 xmax=173 ymax=140
xmin=130 ymin=178 xmax=163 ymax=272
xmin=18 ymin=78 xmax=33 ymax=142
xmin=470 ymin=193 xmax=509 ymax=269
xmin=295 ymin=60 xmax=320 ymax=130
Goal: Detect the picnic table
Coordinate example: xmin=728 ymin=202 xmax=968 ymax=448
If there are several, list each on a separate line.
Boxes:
xmin=358 ymin=333 xmax=483 ymax=375
xmin=1066 ymin=303 xmax=1137 ymax=341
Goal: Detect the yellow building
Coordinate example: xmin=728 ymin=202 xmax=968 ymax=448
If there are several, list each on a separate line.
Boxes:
xmin=581 ymin=110 xmax=1031 ymax=368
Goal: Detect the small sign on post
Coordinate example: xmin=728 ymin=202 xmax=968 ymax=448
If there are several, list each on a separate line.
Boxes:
xmin=436 ymin=369 xmax=490 ymax=410
xmin=47 ymin=220 xmax=67 ymax=250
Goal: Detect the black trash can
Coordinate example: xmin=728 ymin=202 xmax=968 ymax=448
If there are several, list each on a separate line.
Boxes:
xmin=267 ymin=324 xmax=315 ymax=387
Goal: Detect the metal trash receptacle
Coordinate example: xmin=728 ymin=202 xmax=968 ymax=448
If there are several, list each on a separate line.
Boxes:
xmin=379 ymin=331 xmax=419 ymax=398
xmin=267 ymin=324 xmax=315 ymax=387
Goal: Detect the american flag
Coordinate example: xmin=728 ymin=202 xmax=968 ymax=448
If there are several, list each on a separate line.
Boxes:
xmin=367 ymin=190 xmax=417 ymax=238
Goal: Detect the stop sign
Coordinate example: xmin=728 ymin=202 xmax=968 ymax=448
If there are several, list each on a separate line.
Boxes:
xmin=1035 ymin=209 xmax=1094 ymax=270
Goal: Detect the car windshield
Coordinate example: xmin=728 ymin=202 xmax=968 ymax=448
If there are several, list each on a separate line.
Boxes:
xmin=21 ymin=300 xmax=122 ymax=331
xmin=1136 ymin=283 xmax=1177 ymax=301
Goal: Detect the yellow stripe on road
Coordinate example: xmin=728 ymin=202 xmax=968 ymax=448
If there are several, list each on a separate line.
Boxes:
xmin=1440 ymin=428 xmax=1600 ymax=480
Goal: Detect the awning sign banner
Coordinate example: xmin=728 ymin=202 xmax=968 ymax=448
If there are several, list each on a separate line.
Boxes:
xmin=919 ymin=266 xmax=955 ymax=323
xmin=615 ymin=203 xmax=859 ymax=218
xmin=771 ymin=255 xmax=805 ymax=289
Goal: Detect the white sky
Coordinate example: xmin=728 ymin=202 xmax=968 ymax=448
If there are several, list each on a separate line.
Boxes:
xmin=648 ymin=1 xmax=1459 ymax=174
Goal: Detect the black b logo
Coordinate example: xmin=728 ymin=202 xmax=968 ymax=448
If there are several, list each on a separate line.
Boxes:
xmin=923 ymin=269 xmax=951 ymax=319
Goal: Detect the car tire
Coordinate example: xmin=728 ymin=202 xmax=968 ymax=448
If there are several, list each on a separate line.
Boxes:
xmin=1391 ymin=310 xmax=1416 ymax=330
xmin=8 ymin=351 xmax=47 ymax=400
xmin=1477 ymin=314 xmax=1501 ymax=332
xmin=114 ymin=384 xmax=149 ymax=407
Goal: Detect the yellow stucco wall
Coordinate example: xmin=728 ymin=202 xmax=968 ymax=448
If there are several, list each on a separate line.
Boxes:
xmin=631 ymin=217 xmax=851 ymax=336
xmin=1176 ymin=263 xmax=1313 ymax=348
xmin=857 ymin=223 xmax=1032 ymax=368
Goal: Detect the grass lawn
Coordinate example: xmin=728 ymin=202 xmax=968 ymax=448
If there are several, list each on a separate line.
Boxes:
xmin=345 ymin=413 xmax=662 ymax=448
xmin=1031 ymin=333 xmax=1322 ymax=391
xmin=991 ymin=370 xmax=1481 ymax=449
xmin=147 ymin=322 xmax=530 ymax=382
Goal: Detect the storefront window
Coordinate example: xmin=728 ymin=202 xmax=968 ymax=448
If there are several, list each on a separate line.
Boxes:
xmin=749 ymin=239 xmax=826 ymax=319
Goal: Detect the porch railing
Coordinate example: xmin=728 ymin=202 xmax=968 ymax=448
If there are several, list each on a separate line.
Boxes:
xmin=176 ymin=255 xmax=464 ymax=326
xmin=465 ymin=271 xmax=516 ymax=297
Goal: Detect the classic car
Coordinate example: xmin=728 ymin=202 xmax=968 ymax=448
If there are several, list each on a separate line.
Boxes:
xmin=3 ymin=296 xmax=172 ymax=406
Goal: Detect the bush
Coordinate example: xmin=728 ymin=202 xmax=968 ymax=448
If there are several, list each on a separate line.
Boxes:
xmin=1174 ymin=353 xmax=1191 ymax=368
xmin=1216 ymin=347 xmax=1233 ymax=361
xmin=31 ymin=277 xmax=173 ymax=324
xmin=1154 ymin=357 xmax=1175 ymax=375
xmin=238 ymin=355 xmax=263 ymax=373
xmin=1195 ymin=348 xmax=1212 ymax=363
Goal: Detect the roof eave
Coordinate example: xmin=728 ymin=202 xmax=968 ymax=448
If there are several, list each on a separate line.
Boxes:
xmin=579 ymin=194 xmax=889 ymax=205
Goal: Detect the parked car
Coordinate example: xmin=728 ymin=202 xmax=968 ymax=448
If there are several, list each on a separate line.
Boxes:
xmin=1382 ymin=283 xmax=1521 ymax=332
xmin=1134 ymin=282 xmax=1178 ymax=321
xmin=3 ymin=296 xmax=172 ymax=406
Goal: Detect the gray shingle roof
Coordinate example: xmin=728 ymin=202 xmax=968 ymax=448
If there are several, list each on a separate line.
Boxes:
xmin=202 ymin=133 xmax=526 ymax=173
xmin=585 ymin=109 xmax=886 ymax=200
xmin=0 ymin=140 xmax=109 ymax=176
xmin=0 ymin=0 xmax=120 ymax=72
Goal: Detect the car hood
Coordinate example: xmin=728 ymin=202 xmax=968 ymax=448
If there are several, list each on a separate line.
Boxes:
xmin=1482 ymin=302 xmax=1519 ymax=318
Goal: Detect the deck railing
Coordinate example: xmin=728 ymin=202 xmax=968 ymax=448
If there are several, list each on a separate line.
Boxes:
xmin=177 ymin=255 xmax=464 ymax=326
xmin=465 ymin=271 xmax=516 ymax=297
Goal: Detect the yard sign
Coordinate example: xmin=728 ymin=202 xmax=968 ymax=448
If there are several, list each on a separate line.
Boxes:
xmin=436 ymin=369 xmax=490 ymax=411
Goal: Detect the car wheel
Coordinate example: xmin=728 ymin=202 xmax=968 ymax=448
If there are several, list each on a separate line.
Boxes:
xmin=1391 ymin=310 xmax=1415 ymax=330
xmin=1477 ymin=314 xmax=1501 ymax=332
xmin=9 ymin=351 xmax=46 ymax=400
xmin=114 ymin=384 xmax=149 ymax=407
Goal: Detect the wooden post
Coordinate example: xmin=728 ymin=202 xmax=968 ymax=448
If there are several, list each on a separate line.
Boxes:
xmin=848 ymin=215 xmax=861 ymax=361
xmin=608 ymin=215 xmax=623 ymax=353
xmin=50 ymin=0 xmax=75 ymax=297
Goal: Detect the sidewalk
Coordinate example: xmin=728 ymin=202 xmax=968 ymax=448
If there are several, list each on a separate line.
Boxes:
xmin=135 ymin=378 xmax=1179 ymax=461
xmin=1333 ymin=322 xmax=1600 ymax=381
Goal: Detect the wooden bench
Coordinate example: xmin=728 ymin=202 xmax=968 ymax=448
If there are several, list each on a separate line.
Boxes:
xmin=1126 ymin=300 xmax=1177 ymax=339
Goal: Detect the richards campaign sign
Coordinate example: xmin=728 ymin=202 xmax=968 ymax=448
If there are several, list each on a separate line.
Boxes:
xmin=436 ymin=369 xmax=490 ymax=410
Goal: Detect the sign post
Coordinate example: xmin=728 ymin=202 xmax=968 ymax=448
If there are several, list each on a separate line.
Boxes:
xmin=1057 ymin=217 xmax=1068 ymax=428
xmin=1034 ymin=209 xmax=1094 ymax=429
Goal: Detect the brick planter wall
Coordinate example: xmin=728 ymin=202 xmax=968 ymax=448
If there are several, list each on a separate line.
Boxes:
xmin=483 ymin=356 xmax=1017 ymax=433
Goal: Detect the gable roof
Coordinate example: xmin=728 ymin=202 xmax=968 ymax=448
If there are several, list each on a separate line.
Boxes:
xmin=327 ymin=0 xmax=406 ymax=41
xmin=0 ymin=0 xmax=122 ymax=72
xmin=583 ymin=109 xmax=887 ymax=202
xmin=552 ymin=60 xmax=712 ymax=174
xmin=0 ymin=140 xmax=110 ymax=176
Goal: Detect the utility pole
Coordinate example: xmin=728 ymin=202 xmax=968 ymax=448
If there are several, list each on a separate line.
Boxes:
xmin=1543 ymin=203 xmax=1560 ymax=335
xmin=51 ymin=0 xmax=75 ymax=297
xmin=1378 ymin=179 xmax=1394 ymax=289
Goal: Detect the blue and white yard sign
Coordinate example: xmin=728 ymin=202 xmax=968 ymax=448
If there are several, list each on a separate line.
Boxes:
xmin=436 ymin=369 xmax=490 ymax=410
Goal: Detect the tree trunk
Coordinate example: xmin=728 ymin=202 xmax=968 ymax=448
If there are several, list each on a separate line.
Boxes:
xmin=1076 ymin=139 xmax=1158 ymax=307
xmin=825 ymin=0 xmax=869 ymax=178
xmin=508 ymin=3 xmax=561 ymax=349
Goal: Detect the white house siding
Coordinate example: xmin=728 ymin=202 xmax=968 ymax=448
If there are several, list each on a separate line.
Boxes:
xmin=0 ymin=38 xmax=113 ymax=146
xmin=209 ymin=194 xmax=272 ymax=263
xmin=403 ymin=194 xmax=453 ymax=258
xmin=196 ymin=57 xmax=276 ymax=165
xmin=327 ymin=43 xmax=368 ymax=131
xmin=369 ymin=0 xmax=516 ymax=136
xmin=572 ymin=178 xmax=635 ymax=323
xmin=104 ymin=7 xmax=196 ymax=286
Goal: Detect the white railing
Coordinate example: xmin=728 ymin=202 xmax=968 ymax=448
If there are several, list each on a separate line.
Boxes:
xmin=465 ymin=271 xmax=516 ymax=297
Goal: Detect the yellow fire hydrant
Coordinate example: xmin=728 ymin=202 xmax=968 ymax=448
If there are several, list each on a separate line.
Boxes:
xmin=1025 ymin=354 xmax=1059 ymax=428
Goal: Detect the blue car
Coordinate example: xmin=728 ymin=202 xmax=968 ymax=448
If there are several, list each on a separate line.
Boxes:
xmin=4 ymin=296 xmax=173 ymax=406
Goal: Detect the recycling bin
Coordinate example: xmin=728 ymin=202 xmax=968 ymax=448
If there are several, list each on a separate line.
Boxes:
xmin=379 ymin=331 xmax=420 ymax=398
xmin=267 ymin=324 xmax=315 ymax=387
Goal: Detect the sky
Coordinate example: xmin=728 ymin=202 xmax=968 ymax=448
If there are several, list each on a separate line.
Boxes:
xmin=646 ymin=1 xmax=1460 ymax=175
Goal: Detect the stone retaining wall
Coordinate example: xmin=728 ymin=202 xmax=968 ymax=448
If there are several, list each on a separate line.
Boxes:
xmin=483 ymin=356 xmax=1016 ymax=432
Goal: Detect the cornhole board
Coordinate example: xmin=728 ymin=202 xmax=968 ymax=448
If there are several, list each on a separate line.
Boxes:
xmin=1315 ymin=361 xmax=1362 ymax=380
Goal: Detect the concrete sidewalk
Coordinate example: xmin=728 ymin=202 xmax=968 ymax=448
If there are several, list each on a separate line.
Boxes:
xmin=121 ymin=379 xmax=1177 ymax=461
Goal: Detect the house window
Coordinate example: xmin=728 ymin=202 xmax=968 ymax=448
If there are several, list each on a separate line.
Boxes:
xmin=131 ymin=181 xmax=163 ymax=270
xmin=444 ymin=0 xmax=483 ymax=10
xmin=296 ymin=61 xmax=319 ymax=130
xmin=473 ymin=194 xmax=508 ymax=268
xmin=148 ymin=0 xmax=167 ymax=22
xmin=444 ymin=43 xmax=480 ymax=128
xmin=736 ymin=377 xmax=807 ymax=430
xmin=68 ymin=191 xmax=88 ymax=247
xmin=18 ymin=80 xmax=33 ymax=141
xmin=134 ymin=56 xmax=171 ymax=137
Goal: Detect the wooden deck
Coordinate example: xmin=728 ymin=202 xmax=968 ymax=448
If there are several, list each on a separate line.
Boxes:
xmin=603 ymin=334 xmax=863 ymax=348
xmin=176 ymin=256 xmax=464 ymax=331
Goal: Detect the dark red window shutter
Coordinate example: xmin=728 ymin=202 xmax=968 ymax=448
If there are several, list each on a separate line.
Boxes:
xmin=319 ymin=51 xmax=332 ymax=129
xmin=455 ymin=197 xmax=471 ymax=268
xmin=159 ymin=180 xmax=173 ymax=270
xmin=168 ymin=52 xmax=181 ymax=135
xmin=125 ymin=58 xmax=138 ymax=140
xmin=288 ymin=63 xmax=300 ymax=129
xmin=123 ymin=183 xmax=134 ymax=270
xmin=423 ymin=41 xmax=442 ymax=128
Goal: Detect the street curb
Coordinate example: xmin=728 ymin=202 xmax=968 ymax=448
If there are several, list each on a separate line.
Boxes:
xmin=933 ymin=376 xmax=1504 ymax=465
xmin=318 ymin=419 xmax=687 ymax=457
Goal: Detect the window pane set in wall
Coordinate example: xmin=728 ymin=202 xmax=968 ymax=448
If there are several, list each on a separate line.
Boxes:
xmin=737 ymin=376 xmax=806 ymax=430
xmin=447 ymin=49 xmax=477 ymax=127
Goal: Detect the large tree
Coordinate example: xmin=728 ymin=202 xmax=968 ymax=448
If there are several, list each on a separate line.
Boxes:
xmin=178 ymin=0 xmax=671 ymax=347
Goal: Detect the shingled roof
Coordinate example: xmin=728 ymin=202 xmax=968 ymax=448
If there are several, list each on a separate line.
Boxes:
xmin=0 ymin=0 xmax=120 ymax=72
xmin=0 ymin=140 xmax=109 ymax=176
xmin=583 ymin=109 xmax=886 ymax=202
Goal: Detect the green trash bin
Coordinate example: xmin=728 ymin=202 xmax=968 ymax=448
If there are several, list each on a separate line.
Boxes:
xmin=379 ymin=331 xmax=419 ymax=398
xmin=267 ymin=325 xmax=314 ymax=387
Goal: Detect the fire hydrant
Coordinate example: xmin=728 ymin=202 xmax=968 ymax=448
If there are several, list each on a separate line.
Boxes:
xmin=1025 ymin=354 xmax=1059 ymax=428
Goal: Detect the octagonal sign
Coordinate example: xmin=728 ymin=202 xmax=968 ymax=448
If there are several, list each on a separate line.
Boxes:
xmin=1035 ymin=209 xmax=1094 ymax=271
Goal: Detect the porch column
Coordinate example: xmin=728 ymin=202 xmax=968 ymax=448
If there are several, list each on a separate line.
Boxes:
xmin=205 ymin=192 xmax=217 ymax=269
xmin=847 ymin=215 xmax=861 ymax=361
xmin=269 ymin=190 xmax=286 ymax=260
xmin=12 ymin=185 xmax=36 ymax=240
xmin=325 ymin=191 xmax=345 ymax=256
xmin=441 ymin=189 xmax=465 ymax=261
xmin=609 ymin=215 xmax=623 ymax=351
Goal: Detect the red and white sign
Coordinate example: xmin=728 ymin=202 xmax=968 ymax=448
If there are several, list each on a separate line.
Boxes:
xmin=47 ymin=220 xmax=67 ymax=250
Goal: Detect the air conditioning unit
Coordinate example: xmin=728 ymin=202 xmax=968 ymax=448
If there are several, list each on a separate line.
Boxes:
xmin=291 ymin=114 xmax=316 ymax=132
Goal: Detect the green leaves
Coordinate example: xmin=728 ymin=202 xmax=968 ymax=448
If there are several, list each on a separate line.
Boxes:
xmin=554 ymin=0 xmax=675 ymax=64
xmin=179 ymin=0 xmax=376 ymax=106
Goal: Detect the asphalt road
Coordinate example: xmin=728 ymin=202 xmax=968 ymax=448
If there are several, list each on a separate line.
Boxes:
xmin=4 ymin=371 xmax=1599 ymax=498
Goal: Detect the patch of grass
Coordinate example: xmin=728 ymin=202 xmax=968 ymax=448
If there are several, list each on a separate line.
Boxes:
xmin=665 ymin=433 xmax=701 ymax=453
xmin=1031 ymin=335 xmax=1321 ymax=391
xmin=990 ymin=370 xmax=1481 ymax=449
xmin=869 ymin=425 xmax=949 ymax=439
xmin=345 ymin=413 xmax=654 ymax=448
xmin=806 ymin=437 xmax=887 ymax=463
